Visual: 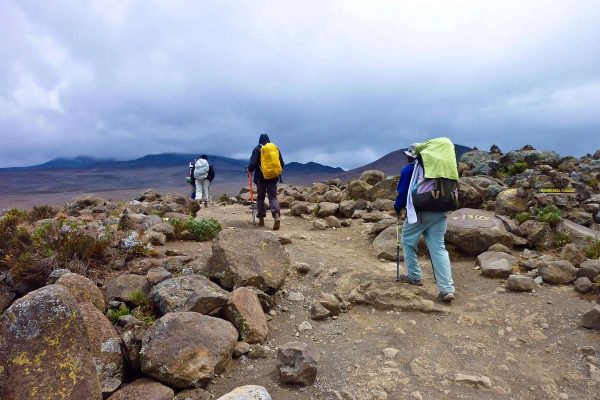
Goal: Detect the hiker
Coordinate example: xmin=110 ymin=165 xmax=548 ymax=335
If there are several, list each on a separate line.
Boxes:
xmin=394 ymin=139 xmax=458 ymax=302
xmin=193 ymin=155 xmax=213 ymax=207
xmin=248 ymin=134 xmax=284 ymax=230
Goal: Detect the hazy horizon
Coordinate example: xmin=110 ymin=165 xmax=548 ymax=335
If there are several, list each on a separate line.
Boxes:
xmin=2 ymin=1 xmax=600 ymax=169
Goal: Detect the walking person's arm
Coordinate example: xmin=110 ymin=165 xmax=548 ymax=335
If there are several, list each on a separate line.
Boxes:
xmin=394 ymin=163 xmax=415 ymax=215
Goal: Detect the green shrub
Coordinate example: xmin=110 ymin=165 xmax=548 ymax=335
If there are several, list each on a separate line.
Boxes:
xmin=168 ymin=218 xmax=189 ymax=238
xmin=187 ymin=218 xmax=222 ymax=241
xmin=534 ymin=205 xmax=561 ymax=225
xmin=28 ymin=205 xmax=58 ymax=222
xmin=554 ymin=232 xmax=571 ymax=248
xmin=129 ymin=288 xmax=149 ymax=308
xmin=515 ymin=212 xmax=531 ymax=223
xmin=131 ymin=307 xmax=156 ymax=325
xmin=107 ymin=306 xmax=131 ymax=324
xmin=218 ymin=193 xmax=230 ymax=203
xmin=584 ymin=238 xmax=600 ymax=259
xmin=507 ymin=162 xmax=529 ymax=176
xmin=32 ymin=221 xmax=111 ymax=261
xmin=495 ymin=167 xmax=509 ymax=180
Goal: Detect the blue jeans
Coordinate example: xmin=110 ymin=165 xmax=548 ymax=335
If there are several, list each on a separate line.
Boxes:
xmin=402 ymin=211 xmax=455 ymax=294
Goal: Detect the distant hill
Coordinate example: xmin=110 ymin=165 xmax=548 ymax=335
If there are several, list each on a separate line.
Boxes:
xmin=337 ymin=144 xmax=472 ymax=180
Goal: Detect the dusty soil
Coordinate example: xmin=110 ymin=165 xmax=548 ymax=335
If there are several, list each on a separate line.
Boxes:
xmin=161 ymin=204 xmax=598 ymax=400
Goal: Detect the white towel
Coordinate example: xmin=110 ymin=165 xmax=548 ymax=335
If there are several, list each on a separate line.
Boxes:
xmin=406 ymin=160 xmax=423 ymax=224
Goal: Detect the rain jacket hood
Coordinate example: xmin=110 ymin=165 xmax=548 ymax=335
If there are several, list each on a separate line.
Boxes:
xmin=259 ymin=134 xmax=270 ymax=145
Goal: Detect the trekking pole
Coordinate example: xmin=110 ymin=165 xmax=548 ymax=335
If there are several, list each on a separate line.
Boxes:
xmin=395 ymin=215 xmax=401 ymax=282
xmin=428 ymin=252 xmax=438 ymax=284
xmin=248 ymin=170 xmax=256 ymax=227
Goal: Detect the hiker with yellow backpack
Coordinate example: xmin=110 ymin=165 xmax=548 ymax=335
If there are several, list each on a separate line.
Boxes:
xmin=247 ymin=134 xmax=284 ymax=230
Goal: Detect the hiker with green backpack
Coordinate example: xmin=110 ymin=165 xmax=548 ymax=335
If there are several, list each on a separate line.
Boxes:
xmin=248 ymin=134 xmax=284 ymax=230
xmin=394 ymin=138 xmax=459 ymax=302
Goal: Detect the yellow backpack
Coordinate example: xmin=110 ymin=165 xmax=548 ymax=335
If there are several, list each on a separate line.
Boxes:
xmin=260 ymin=143 xmax=282 ymax=179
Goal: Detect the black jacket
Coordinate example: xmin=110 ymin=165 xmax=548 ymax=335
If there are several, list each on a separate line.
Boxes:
xmin=248 ymin=134 xmax=284 ymax=183
xmin=207 ymin=165 xmax=215 ymax=182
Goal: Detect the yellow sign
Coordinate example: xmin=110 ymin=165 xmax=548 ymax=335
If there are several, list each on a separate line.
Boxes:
xmin=539 ymin=188 xmax=576 ymax=193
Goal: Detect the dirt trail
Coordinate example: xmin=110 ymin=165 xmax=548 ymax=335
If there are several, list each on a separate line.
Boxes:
xmin=166 ymin=204 xmax=599 ymax=400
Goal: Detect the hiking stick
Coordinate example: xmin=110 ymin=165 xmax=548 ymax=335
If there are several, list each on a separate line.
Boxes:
xmin=396 ymin=215 xmax=401 ymax=282
xmin=248 ymin=171 xmax=256 ymax=227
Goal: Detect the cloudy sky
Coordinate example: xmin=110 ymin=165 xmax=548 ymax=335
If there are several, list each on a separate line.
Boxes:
xmin=1 ymin=0 xmax=600 ymax=169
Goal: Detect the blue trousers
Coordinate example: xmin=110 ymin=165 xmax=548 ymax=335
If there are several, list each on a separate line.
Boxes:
xmin=402 ymin=211 xmax=455 ymax=294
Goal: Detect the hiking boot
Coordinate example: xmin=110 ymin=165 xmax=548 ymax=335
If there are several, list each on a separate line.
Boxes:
xmin=273 ymin=212 xmax=281 ymax=231
xmin=437 ymin=292 xmax=456 ymax=302
xmin=397 ymin=274 xmax=423 ymax=286
xmin=258 ymin=217 xmax=265 ymax=227
xmin=204 ymin=201 xmax=208 ymax=207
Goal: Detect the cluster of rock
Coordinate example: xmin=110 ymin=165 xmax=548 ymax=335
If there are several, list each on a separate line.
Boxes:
xmin=0 ymin=214 xmax=317 ymax=398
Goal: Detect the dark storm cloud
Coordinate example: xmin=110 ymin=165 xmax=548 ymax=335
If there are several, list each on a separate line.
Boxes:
xmin=1 ymin=0 xmax=600 ymax=168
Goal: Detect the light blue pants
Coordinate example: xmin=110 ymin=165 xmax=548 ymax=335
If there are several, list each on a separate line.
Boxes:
xmin=402 ymin=211 xmax=455 ymax=294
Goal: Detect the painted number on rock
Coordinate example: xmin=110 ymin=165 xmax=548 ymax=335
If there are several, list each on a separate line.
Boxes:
xmin=462 ymin=214 xmax=491 ymax=221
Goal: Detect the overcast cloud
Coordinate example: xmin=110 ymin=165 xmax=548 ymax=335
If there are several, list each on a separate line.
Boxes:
xmin=1 ymin=0 xmax=600 ymax=169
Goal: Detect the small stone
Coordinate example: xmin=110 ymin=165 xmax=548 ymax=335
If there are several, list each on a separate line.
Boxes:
xmin=288 ymin=291 xmax=306 ymax=302
xmin=294 ymin=263 xmax=311 ymax=274
xmin=234 ymin=342 xmax=251 ymax=357
xmin=506 ymin=274 xmax=535 ymax=292
xmin=582 ymin=307 xmax=600 ymax=330
xmin=298 ymin=321 xmax=313 ymax=332
xmin=310 ymin=302 xmax=331 ymax=320
xmin=411 ymin=391 xmax=423 ymax=400
xmin=278 ymin=234 xmax=293 ymax=245
xmin=454 ymin=373 xmax=492 ymax=388
xmin=574 ymin=277 xmax=593 ymax=293
xmin=382 ymin=348 xmax=399 ymax=359
xmin=313 ymin=219 xmax=327 ymax=230
xmin=146 ymin=267 xmax=172 ymax=285
xmin=277 ymin=342 xmax=319 ymax=385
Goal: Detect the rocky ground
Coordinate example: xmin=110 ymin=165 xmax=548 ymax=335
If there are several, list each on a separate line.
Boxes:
xmin=1 ymin=144 xmax=599 ymax=400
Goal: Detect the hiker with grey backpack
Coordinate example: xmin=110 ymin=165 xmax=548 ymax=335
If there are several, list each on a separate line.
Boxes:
xmin=193 ymin=155 xmax=215 ymax=208
xmin=394 ymin=138 xmax=459 ymax=303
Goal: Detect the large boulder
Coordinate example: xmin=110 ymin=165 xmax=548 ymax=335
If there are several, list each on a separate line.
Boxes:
xmin=216 ymin=385 xmax=272 ymax=400
xmin=446 ymin=209 xmax=512 ymax=255
xmin=317 ymin=202 xmax=339 ymax=218
xmin=477 ymin=251 xmax=518 ymax=278
xmin=506 ymin=274 xmax=535 ymax=291
xmin=224 ymin=287 xmax=268 ymax=344
xmin=322 ymin=190 xmax=344 ymax=204
xmin=79 ymin=302 xmax=124 ymax=387
xmin=500 ymin=149 xmax=561 ymax=167
xmin=106 ymin=378 xmax=174 ymax=400
xmin=460 ymin=150 xmax=495 ymax=176
xmin=338 ymin=200 xmax=357 ymax=218
xmin=140 ymin=312 xmax=238 ymax=388
xmin=368 ymin=176 xmax=399 ymax=201
xmin=290 ymin=202 xmax=309 ymax=216
xmin=359 ymin=170 xmax=386 ymax=186
xmin=559 ymin=244 xmax=587 ymax=267
xmin=277 ymin=342 xmax=319 ymax=386
xmin=207 ymin=229 xmax=290 ymax=293
xmin=519 ymin=220 xmax=554 ymax=249
xmin=373 ymin=224 xmax=401 ymax=261
xmin=494 ymin=188 xmax=529 ymax=217
xmin=66 ymin=194 xmax=107 ymax=215
xmin=0 ymin=285 xmax=102 ymax=400
xmin=105 ymin=273 xmax=150 ymax=303
xmin=57 ymin=272 xmax=106 ymax=311
xmin=346 ymin=180 xmax=372 ymax=200
xmin=149 ymin=275 xmax=230 ymax=316
xmin=578 ymin=259 xmax=600 ymax=280
xmin=539 ymin=260 xmax=577 ymax=284
xmin=559 ymin=219 xmax=600 ymax=246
